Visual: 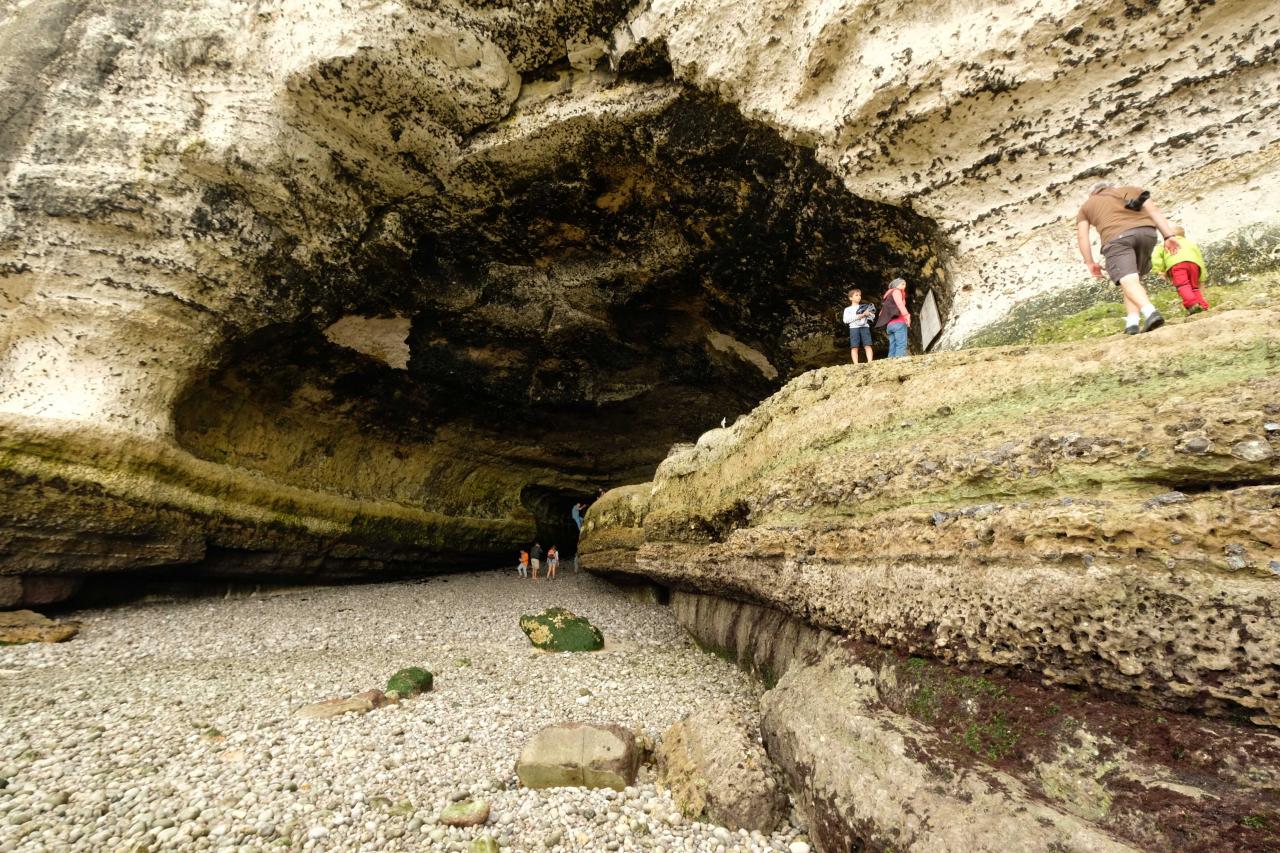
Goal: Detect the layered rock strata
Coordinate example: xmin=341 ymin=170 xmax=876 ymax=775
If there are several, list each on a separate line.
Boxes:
xmin=668 ymin=591 xmax=1280 ymax=852
xmin=4 ymin=1 xmax=1279 ymax=601
xmin=581 ymin=309 xmax=1280 ymax=726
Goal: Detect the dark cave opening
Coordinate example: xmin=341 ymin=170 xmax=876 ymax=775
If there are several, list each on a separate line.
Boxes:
xmin=519 ymin=484 xmax=596 ymax=561
xmin=166 ymin=85 xmax=952 ymax=579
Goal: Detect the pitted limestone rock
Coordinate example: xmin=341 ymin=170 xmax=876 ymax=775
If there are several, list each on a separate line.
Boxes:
xmin=583 ymin=311 xmax=1280 ymax=725
xmin=657 ymin=702 xmax=788 ymax=833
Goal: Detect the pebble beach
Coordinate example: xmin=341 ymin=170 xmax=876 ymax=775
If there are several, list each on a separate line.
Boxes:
xmin=0 ymin=570 xmax=813 ymax=852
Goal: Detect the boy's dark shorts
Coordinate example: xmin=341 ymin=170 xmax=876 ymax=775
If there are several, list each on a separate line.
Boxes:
xmin=849 ymin=326 xmax=872 ymax=348
xmin=1102 ymin=227 xmax=1158 ymax=282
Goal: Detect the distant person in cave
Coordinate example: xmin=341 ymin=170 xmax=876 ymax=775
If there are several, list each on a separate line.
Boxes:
xmin=842 ymin=287 xmax=876 ymax=364
xmin=517 ymin=549 xmax=530 ymax=578
xmin=530 ymin=542 xmax=544 ymax=580
xmin=1076 ymin=181 xmax=1179 ymax=334
xmin=1151 ymin=226 xmax=1210 ymax=315
xmin=571 ymin=502 xmax=587 ymax=531
xmin=546 ymin=546 xmax=559 ymax=579
xmin=874 ymin=277 xmax=911 ymax=358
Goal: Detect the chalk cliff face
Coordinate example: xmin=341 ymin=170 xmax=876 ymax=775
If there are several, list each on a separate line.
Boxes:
xmin=1 ymin=0 xmax=1278 ymax=602
xmin=628 ymin=0 xmax=1280 ymax=343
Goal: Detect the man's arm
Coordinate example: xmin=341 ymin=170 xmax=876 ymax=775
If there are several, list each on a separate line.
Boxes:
xmin=1142 ymin=199 xmax=1179 ymax=251
xmin=1077 ymin=219 xmax=1102 ymax=277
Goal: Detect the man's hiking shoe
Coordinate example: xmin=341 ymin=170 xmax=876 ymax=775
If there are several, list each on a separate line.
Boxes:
xmin=1141 ymin=310 xmax=1165 ymax=333
xmin=1124 ymin=324 xmax=1140 ymax=335
xmin=1187 ymin=305 xmax=1205 ymax=315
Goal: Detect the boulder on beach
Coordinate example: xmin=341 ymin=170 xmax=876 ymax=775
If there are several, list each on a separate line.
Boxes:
xmin=386 ymin=666 xmax=433 ymax=697
xmin=518 ymin=607 xmax=603 ymax=652
xmin=439 ymin=798 xmax=490 ymax=827
xmin=0 ymin=610 xmax=79 ymax=645
xmin=516 ymin=722 xmax=638 ymax=790
xmin=658 ymin=702 xmax=788 ymax=833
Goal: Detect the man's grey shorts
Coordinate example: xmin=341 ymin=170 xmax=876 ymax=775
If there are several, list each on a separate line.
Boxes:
xmin=1102 ymin=227 xmax=1158 ymax=283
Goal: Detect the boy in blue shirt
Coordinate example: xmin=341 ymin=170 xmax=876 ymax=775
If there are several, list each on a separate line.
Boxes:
xmin=842 ymin=288 xmax=876 ymax=364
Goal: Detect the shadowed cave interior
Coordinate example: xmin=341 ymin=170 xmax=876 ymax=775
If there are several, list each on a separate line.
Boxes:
xmin=169 ymin=89 xmax=952 ymax=575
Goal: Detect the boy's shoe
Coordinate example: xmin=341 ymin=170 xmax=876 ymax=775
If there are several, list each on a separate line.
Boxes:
xmin=1141 ymin=310 xmax=1165 ymax=333
xmin=1187 ymin=305 xmax=1205 ymax=315
xmin=1124 ymin=324 xmax=1139 ymax=335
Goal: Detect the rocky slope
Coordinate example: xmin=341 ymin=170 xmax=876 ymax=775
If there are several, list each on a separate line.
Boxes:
xmin=582 ymin=309 xmax=1280 ymax=849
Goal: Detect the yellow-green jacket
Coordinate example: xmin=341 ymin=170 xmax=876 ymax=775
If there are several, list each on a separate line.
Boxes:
xmin=1151 ymin=237 xmax=1206 ymax=277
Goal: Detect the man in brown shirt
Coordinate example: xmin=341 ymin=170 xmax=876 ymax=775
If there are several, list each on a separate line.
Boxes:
xmin=1076 ymin=182 xmax=1179 ymax=335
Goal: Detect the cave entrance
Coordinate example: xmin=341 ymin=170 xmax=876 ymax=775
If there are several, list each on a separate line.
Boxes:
xmin=520 ymin=485 xmax=595 ymax=560
xmin=170 ymin=85 xmax=950 ymax=579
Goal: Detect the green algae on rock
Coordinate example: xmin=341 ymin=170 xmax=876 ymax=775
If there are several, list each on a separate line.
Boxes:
xmin=519 ymin=607 xmax=604 ymax=652
xmin=438 ymin=798 xmax=490 ymax=828
xmin=386 ymin=667 xmax=434 ymax=697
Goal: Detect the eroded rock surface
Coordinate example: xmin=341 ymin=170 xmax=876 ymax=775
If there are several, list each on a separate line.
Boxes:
xmin=3 ymin=1 xmax=1277 ymax=601
xmin=0 ymin=0 xmax=953 ymax=599
xmin=582 ymin=310 xmax=1280 ymax=725
xmin=670 ymin=590 xmax=1280 ymax=852
xmin=657 ymin=701 xmax=788 ymax=833
xmin=623 ymin=0 xmax=1280 ymax=343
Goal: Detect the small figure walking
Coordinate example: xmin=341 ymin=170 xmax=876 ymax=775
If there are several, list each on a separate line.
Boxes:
xmin=843 ymin=288 xmax=876 ymax=364
xmin=1151 ymin=226 xmax=1209 ymax=315
xmin=874 ymin=278 xmax=911 ymax=358
xmin=517 ymin=549 xmax=529 ymax=578
xmin=530 ymin=543 xmax=544 ymax=580
xmin=546 ymin=546 xmax=559 ymax=579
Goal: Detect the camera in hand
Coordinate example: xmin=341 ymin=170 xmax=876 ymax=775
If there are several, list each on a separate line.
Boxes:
xmin=1123 ymin=190 xmax=1150 ymax=212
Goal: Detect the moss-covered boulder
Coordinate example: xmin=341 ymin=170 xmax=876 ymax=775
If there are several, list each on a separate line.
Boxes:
xmin=519 ymin=607 xmax=604 ymax=652
xmin=386 ymin=667 xmax=433 ymax=696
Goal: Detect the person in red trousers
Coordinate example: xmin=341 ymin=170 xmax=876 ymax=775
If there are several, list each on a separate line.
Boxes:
xmin=1151 ymin=226 xmax=1210 ymax=314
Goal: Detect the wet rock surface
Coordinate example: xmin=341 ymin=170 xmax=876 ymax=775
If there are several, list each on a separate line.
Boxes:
xmin=671 ymin=591 xmax=1280 ymax=852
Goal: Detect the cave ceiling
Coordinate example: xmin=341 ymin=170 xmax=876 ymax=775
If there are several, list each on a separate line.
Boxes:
xmin=180 ymin=75 xmax=949 ymax=492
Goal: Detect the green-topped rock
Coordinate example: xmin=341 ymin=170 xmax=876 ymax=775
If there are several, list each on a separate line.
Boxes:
xmin=469 ymin=837 xmax=500 ymax=853
xmin=519 ymin=607 xmax=604 ymax=652
xmin=386 ymin=667 xmax=433 ymax=697
xmin=439 ymin=798 xmax=490 ymax=827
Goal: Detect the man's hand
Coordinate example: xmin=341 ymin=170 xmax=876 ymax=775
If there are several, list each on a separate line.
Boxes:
xmin=1164 ymin=237 xmax=1180 ymax=253
xmin=1086 ymin=261 xmax=1103 ymax=278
